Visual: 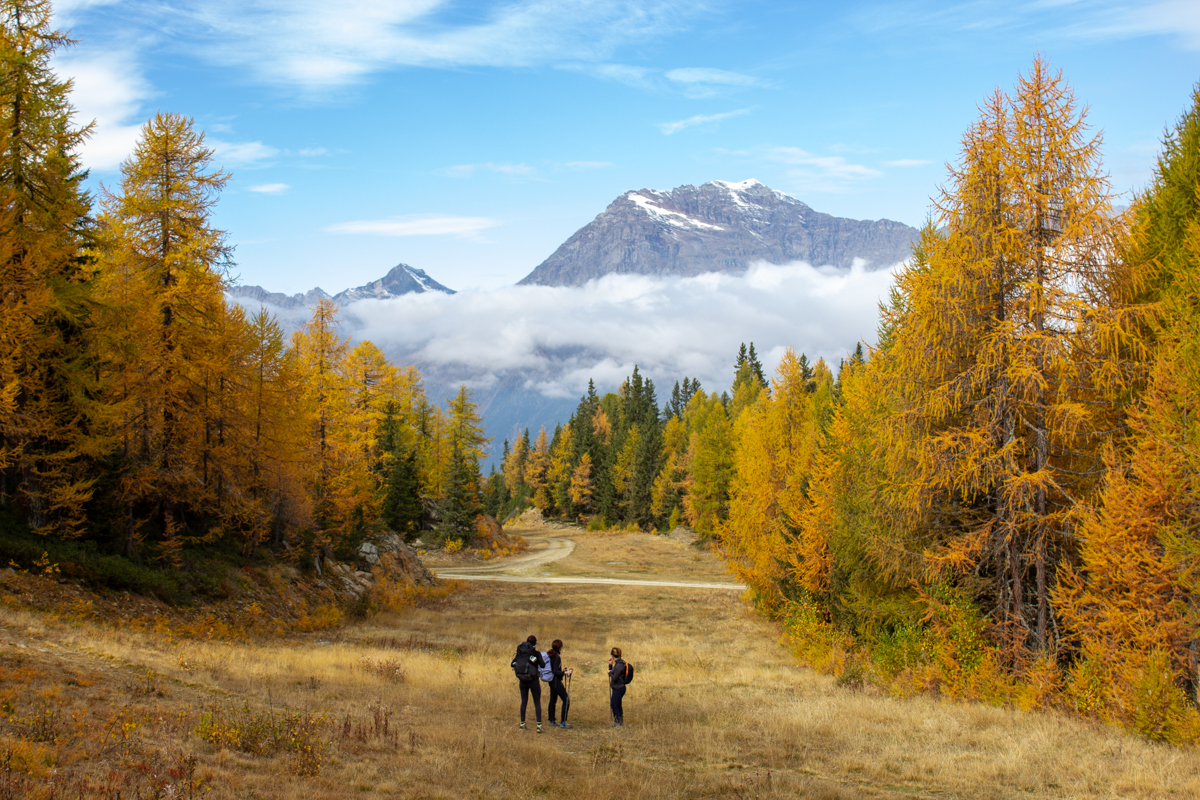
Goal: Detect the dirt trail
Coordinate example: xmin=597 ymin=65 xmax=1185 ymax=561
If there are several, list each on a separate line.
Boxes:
xmin=433 ymin=533 xmax=744 ymax=590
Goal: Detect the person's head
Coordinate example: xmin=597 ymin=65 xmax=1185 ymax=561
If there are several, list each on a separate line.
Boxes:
xmin=610 ymin=646 xmax=622 ymax=659
xmin=527 ymin=635 xmax=537 ymax=645
xmin=551 ymin=639 xmax=563 ymax=654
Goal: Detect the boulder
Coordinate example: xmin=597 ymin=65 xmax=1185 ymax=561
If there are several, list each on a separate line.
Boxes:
xmin=668 ymin=526 xmax=699 ymax=545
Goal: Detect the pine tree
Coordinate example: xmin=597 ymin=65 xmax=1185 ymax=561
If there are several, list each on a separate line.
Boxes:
xmin=436 ymin=385 xmax=487 ymax=538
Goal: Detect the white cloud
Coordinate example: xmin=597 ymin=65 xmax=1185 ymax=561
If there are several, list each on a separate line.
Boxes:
xmin=765 ymin=146 xmax=883 ymax=193
xmin=565 ymin=62 xmax=656 ymax=89
xmin=1067 ymin=0 xmax=1200 ymax=49
xmin=665 ymin=67 xmax=760 ymax=86
xmin=563 ymin=161 xmax=613 ymax=169
xmin=297 ymin=147 xmax=327 ymax=156
xmin=885 ymin=158 xmax=932 ymax=167
xmin=209 ymin=138 xmax=281 ymax=166
xmin=248 ymin=183 xmax=289 ymax=194
xmin=658 ymin=109 xmax=749 ymax=135
xmin=332 ymin=262 xmax=901 ymax=401
xmin=327 ymin=215 xmax=500 ymax=238
xmin=138 ymin=0 xmax=699 ymax=90
xmin=54 ymin=52 xmax=153 ymax=172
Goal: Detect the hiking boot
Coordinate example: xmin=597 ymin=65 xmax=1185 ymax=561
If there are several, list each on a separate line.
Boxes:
xmin=519 ymin=722 xmax=526 ymax=730
xmin=559 ymin=722 xmax=573 ymax=729
xmin=547 ymin=721 xmax=559 ymax=727
xmin=536 ymin=723 xmax=544 ymax=734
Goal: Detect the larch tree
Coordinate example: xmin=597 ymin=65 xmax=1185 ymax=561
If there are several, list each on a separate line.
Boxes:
xmin=0 ymin=0 xmax=100 ymax=535
xmin=291 ymin=298 xmax=349 ymax=553
xmin=887 ymin=59 xmax=1122 ymax=655
xmin=1056 ymin=86 xmax=1200 ymax=739
xmin=97 ymin=112 xmax=231 ymax=561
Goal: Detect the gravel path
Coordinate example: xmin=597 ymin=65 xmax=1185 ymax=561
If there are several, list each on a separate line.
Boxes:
xmin=433 ymin=534 xmax=744 ymax=591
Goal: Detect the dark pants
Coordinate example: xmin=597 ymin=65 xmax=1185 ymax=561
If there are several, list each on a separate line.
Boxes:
xmin=519 ymin=679 xmax=542 ymax=722
xmin=610 ymin=684 xmax=626 ymax=723
xmin=548 ymin=677 xmax=570 ymax=723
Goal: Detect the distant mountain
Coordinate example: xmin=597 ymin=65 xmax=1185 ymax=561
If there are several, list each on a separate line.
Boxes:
xmin=227 ymin=263 xmax=454 ymax=310
xmin=519 ymin=179 xmax=918 ymax=287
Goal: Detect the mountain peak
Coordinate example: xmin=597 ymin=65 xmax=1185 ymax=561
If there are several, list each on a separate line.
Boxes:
xmin=518 ymin=179 xmax=915 ymax=287
xmin=226 ymin=262 xmax=454 ymax=311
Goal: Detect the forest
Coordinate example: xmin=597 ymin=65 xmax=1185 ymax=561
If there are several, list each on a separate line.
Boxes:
xmin=4 ymin=0 xmax=1200 ymax=746
xmin=495 ymin=61 xmax=1200 ymax=743
xmin=0 ymin=2 xmax=488 ymax=600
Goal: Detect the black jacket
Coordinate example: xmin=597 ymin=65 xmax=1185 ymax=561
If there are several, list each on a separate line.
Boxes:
xmin=608 ymin=658 xmax=627 ymax=688
xmin=549 ymin=651 xmax=565 ymax=680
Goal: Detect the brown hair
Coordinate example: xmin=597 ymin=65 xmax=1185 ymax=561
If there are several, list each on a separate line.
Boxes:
xmin=610 ymin=646 xmax=622 ymax=659
xmin=527 ymin=635 xmax=537 ymax=645
xmin=551 ymin=639 xmax=563 ymax=654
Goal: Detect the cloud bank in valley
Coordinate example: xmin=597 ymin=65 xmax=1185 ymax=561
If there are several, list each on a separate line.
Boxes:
xmin=335 ymin=261 xmax=900 ymax=401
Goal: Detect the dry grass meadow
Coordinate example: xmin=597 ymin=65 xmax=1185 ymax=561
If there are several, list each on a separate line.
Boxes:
xmin=1 ymin=527 xmax=1198 ymax=798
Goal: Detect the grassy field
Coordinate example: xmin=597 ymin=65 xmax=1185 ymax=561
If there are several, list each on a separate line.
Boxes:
xmin=0 ymin=528 xmax=1197 ymax=798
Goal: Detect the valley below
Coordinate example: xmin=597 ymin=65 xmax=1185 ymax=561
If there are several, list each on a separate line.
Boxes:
xmin=1 ymin=529 xmax=1196 ymax=799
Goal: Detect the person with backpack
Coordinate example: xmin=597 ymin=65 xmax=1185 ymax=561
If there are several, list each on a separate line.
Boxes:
xmin=546 ymin=639 xmax=573 ymax=729
xmin=511 ymin=635 xmax=547 ymax=732
xmin=607 ymin=646 xmax=632 ymax=728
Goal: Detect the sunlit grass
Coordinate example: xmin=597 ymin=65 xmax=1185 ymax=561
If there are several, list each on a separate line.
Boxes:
xmin=0 ymin=532 xmax=1197 ymax=798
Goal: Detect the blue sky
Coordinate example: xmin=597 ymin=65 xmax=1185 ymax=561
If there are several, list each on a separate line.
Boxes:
xmin=56 ymin=0 xmax=1200 ymax=294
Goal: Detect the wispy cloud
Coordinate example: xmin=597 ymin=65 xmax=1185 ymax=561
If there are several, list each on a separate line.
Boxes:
xmin=327 ymin=215 xmax=500 ymax=238
xmin=445 ymin=162 xmax=537 ymax=178
xmin=764 ymin=146 xmax=882 ymax=192
xmin=850 ymin=0 xmax=1200 ymax=52
xmin=210 ymin=138 xmax=280 ymax=166
xmin=665 ymin=67 xmax=765 ymax=98
xmin=297 ymin=147 xmax=327 ymax=157
xmin=562 ymin=160 xmax=613 ymax=169
xmin=565 ymin=62 xmax=657 ymax=90
xmin=54 ymin=51 xmax=154 ymax=172
xmin=885 ymin=158 xmax=932 ymax=167
xmin=129 ymin=0 xmax=702 ymax=91
xmin=666 ymin=67 xmax=761 ymax=87
xmin=248 ymin=183 xmax=289 ymax=194
xmin=1064 ymin=0 xmax=1200 ymax=49
xmin=658 ymin=109 xmax=749 ymax=135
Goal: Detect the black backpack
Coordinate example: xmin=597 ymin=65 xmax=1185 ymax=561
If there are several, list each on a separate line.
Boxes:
xmin=511 ymin=642 xmax=539 ymax=681
xmin=623 ymin=661 xmax=635 ymax=685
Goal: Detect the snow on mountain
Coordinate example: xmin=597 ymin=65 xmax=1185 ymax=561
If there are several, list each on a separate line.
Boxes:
xmin=227 ymin=263 xmax=454 ymax=313
xmin=518 ymin=179 xmax=917 ymax=287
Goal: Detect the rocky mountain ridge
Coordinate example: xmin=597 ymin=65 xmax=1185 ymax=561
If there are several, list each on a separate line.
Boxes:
xmin=519 ymin=179 xmax=918 ymax=286
xmin=227 ymin=262 xmax=454 ymax=310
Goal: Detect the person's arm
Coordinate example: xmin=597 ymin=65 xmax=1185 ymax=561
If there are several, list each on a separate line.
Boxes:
xmin=552 ymin=653 xmax=564 ymax=678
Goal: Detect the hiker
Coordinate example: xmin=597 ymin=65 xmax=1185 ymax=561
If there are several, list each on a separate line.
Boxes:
xmin=607 ymin=646 xmax=628 ymax=727
xmin=512 ymin=634 xmax=547 ymax=732
xmin=546 ymin=639 xmax=573 ymax=729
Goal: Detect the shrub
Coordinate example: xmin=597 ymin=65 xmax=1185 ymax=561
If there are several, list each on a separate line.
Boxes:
xmin=194 ymin=702 xmax=327 ymax=775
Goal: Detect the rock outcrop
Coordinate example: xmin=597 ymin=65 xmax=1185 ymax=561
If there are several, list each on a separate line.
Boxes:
xmin=519 ymin=179 xmax=917 ymax=287
xmin=319 ymin=532 xmax=435 ymax=603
